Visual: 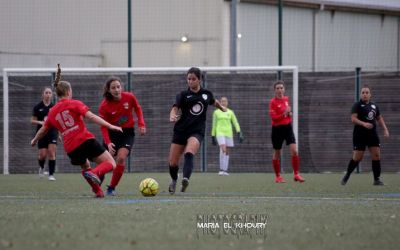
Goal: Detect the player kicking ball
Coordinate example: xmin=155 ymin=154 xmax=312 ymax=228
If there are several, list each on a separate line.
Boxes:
xmin=168 ymin=67 xmax=226 ymax=194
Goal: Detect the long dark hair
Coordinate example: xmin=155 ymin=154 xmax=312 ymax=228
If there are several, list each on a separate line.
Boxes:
xmin=187 ymin=67 xmax=202 ymax=80
xmin=103 ymin=76 xmax=123 ymax=101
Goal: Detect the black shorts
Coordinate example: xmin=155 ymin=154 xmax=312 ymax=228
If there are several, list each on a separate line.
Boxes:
xmin=172 ymin=130 xmax=204 ymax=145
xmin=105 ymin=128 xmax=135 ymax=156
xmin=37 ymin=129 xmax=58 ymax=149
xmin=353 ymin=129 xmax=380 ymax=151
xmin=271 ymin=124 xmax=296 ymax=150
xmin=67 ymin=139 xmax=106 ymax=166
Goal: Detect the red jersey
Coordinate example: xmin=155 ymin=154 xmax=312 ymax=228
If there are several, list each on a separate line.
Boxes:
xmin=269 ymin=96 xmax=292 ymax=126
xmin=99 ymin=92 xmax=145 ymax=144
xmin=44 ymin=99 xmax=95 ymax=153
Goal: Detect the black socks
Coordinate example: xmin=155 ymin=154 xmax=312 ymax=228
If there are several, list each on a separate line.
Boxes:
xmin=346 ymin=159 xmax=359 ymax=176
xmin=372 ymin=160 xmax=381 ymax=181
xmin=49 ymin=160 xmax=56 ymax=176
xmin=169 ymin=165 xmax=179 ymax=181
xmin=183 ymin=152 xmax=194 ymax=180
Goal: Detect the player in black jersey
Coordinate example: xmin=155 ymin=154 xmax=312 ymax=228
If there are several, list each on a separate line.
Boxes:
xmin=341 ymin=85 xmax=389 ymax=186
xmin=31 ymin=87 xmax=58 ymax=181
xmin=168 ymin=67 xmax=226 ymax=194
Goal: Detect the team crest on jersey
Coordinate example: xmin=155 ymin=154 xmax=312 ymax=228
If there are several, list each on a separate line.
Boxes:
xmin=123 ymin=102 xmax=129 ymax=109
xmin=202 ymin=94 xmax=208 ymax=100
xmin=190 ymin=102 xmax=204 ymax=116
xmin=367 ymin=110 xmax=376 ymax=120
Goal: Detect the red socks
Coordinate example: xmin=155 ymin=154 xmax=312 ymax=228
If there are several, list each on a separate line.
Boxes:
xmin=292 ymin=155 xmax=300 ymax=175
xmin=91 ymin=162 xmax=114 ymax=179
xmin=81 ymin=169 xmax=101 ymax=193
xmin=272 ymin=159 xmax=281 ymax=177
xmin=109 ymin=164 xmax=125 ymax=189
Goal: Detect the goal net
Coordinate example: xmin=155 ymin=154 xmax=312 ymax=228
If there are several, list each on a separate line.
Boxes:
xmin=2 ymin=66 xmax=298 ymax=174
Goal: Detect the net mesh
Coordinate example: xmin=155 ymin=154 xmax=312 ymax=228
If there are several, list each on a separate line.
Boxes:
xmin=2 ymin=70 xmax=400 ymax=174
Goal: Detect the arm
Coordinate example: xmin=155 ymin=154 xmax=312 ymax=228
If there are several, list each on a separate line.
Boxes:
xmin=85 ymin=111 xmax=122 ymax=132
xmin=98 ymin=106 xmax=112 ymax=145
xmin=231 ymin=110 xmax=244 ymax=143
xmin=269 ymin=101 xmax=285 ymax=122
xmin=31 ymin=125 xmax=49 ymax=146
xmin=351 ymin=113 xmax=373 ymax=129
xmin=170 ymin=106 xmax=179 ymax=122
xmin=31 ymin=116 xmax=44 ymax=126
xmin=377 ymin=115 xmax=389 ymax=138
xmin=211 ymin=111 xmax=217 ymax=145
xmin=211 ymin=111 xmax=217 ymax=137
xmin=132 ymin=95 xmax=146 ymax=135
xmin=231 ymin=111 xmax=241 ymax=133
xmin=214 ymin=99 xmax=227 ymax=112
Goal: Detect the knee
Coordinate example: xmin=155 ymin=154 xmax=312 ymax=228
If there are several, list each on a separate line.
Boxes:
xmin=273 ymin=150 xmax=281 ymax=159
xmin=116 ymin=157 xmax=126 ymax=166
xmin=372 ymin=154 xmax=380 ymax=161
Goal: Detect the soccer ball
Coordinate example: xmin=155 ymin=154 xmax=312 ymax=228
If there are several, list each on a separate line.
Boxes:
xmin=139 ymin=178 xmax=159 ymax=197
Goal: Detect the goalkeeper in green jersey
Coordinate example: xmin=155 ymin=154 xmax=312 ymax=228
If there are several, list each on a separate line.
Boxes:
xmin=211 ymin=97 xmax=243 ymax=175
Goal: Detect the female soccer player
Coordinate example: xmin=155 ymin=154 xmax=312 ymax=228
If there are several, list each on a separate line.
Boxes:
xmin=269 ymin=80 xmax=305 ymax=183
xmin=99 ymin=76 xmax=146 ymax=196
xmin=31 ymin=68 xmax=122 ymax=198
xmin=341 ymin=85 xmax=389 ymax=186
xmin=31 ymin=87 xmax=58 ymax=181
xmin=211 ymin=96 xmax=243 ymax=176
xmin=168 ymin=67 xmax=226 ymax=194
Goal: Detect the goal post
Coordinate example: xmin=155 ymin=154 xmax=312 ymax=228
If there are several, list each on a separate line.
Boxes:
xmin=2 ymin=66 xmax=298 ymax=174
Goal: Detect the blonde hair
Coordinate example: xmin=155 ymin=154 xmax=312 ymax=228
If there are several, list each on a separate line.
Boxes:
xmin=53 ymin=81 xmax=71 ymax=97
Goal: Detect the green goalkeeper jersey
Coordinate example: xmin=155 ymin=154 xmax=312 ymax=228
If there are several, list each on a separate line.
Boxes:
xmin=211 ymin=108 xmax=241 ymax=137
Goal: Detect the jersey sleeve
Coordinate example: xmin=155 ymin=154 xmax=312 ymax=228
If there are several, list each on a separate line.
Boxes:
xmin=269 ymin=99 xmax=283 ymax=122
xmin=351 ymin=102 xmax=359 ymax=114
xmin=211 ymin=110 xmax=217 ymax=136
xmin=208 ymin=91 xmax=215 ymax=105
xmin=32 ymin=105 xmax=38 ymax=117
xmin=98 ymin=101 xmax=111 ymax=145
xmin=130 ymin=93 xmax=146 ymax=128
xmin=230 ymin=110 xmax=241 ymax=133
xmin=43 ymin=111 xmax=54 ymax=129
xmin=375 ymin=103 xmax=381 ymax=118
xmin=74 ymin=100 xmax=90 ymax=116
xmin=173 ymin=92 xmax=183 ymax=108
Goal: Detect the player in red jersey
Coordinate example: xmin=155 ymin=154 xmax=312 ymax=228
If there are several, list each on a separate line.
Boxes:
xmin=269 ymin=80 xmax=305 ymax=183
xmin=99 ymin=76 xmax=146 ymax=196
xmin=31 ymin=73 xmax=122 ymax=198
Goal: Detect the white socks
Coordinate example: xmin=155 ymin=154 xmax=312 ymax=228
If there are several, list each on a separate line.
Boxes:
xmin=219 ymin=149 xmax=229 ymax=172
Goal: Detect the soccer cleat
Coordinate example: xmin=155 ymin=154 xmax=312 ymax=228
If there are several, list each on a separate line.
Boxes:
xmin=168 ymin=180 xmax=177 ymax=195
xmin=38 ymin=168 xmax=45 ymax=178
xmin=275 ymin=176 xmax=286 ymax=183
xmin=341 ymin=174 xmax=350 ymax=185
xmin=48 ymin=175 xmax=56 ymax=181
xmin=95 ymin=190 xmax=105 ymax=198
xmin=83 ymin=171 xmax=101 ymax=185
xmin=181 ymin=178 xmax=189 ymax=192
xmin=218 ymin=171 xmax=225 ymax=176
xmin=294 ymin=174 xmax=305 ymax=182
xmin=222 ymin=171 xmax=229 ymax=176
xmin=106 ymin=185 xmax=116 ymax=196
xmin=373 ymin=179 xmax=384 ymax=186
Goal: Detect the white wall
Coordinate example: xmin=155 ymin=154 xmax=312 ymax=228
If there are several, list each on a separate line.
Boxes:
xmin=315 ymin=11 xmax=398 ymax=71
xmin=0 ymin=0 xmax=398 ymax=71
xmin=237 ymin=2 xmax=399 ymax=71
xmin=0 ymin=0 xmax=225 ymax=68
